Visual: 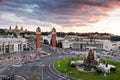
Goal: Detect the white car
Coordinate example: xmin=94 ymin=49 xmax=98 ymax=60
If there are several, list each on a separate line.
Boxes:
xmin=12 ymin=63 xmax=22 ymax=67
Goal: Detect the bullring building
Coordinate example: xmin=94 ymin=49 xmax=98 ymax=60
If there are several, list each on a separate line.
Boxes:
xmin=0 ymin=38 xmax=27 ymax=55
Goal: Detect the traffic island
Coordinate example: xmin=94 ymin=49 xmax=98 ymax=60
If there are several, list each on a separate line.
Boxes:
xmin=54 ymin=57 xmax=120 ymax=80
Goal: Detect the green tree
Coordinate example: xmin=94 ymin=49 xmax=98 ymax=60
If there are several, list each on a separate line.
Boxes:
xmin=32 ymin=74 xmax=39 ymax=80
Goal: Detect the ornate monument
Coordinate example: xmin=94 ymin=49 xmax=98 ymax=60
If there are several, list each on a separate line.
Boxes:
xmin=84 ymin=49 xmax=98 ymax=66
xmin=70 ymin=48 xmax=116 ymax=73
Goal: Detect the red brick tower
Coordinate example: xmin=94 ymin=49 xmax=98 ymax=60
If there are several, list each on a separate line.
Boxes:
xmin=36 ymin=27 xmax=41 ymax=50
xmin=51 ymin=28 xmax=56 ymax=49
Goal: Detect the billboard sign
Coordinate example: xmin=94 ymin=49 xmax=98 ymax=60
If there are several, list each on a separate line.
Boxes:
xmin=14 ymin=44 xmax=18 ymax=52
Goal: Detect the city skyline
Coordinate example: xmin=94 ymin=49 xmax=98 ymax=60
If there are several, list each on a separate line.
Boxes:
xmin=0 ymin=0 xmax=120 ymax=35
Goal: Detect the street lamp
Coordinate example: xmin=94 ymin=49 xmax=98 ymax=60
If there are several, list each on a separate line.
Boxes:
xmin=58 ymin=55 xmax=62 ymax=67
xmin=69 ymin=58 xmax=73 ymax=76
xmin=41 ymin=64 xmax=45 ymax=80
xmin=104 ymin=62 xmax=108 ymax=80
xmin=104 ymin=72 xmax=107 ymax=80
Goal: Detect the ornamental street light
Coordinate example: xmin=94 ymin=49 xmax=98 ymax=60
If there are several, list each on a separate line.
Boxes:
xmin=104 ymin=72 xmax=107 ymax=80
xmin=41 ymin=64 xmax=44 ymax=80
xmin=58 ymin=55 xmax=62 ymax=67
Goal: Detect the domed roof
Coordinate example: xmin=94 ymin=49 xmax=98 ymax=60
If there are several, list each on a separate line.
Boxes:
xmin=52 ymin=27 xmax=56 ymax=32
xmin=20 ymin=27 xmax=23 ymax=31
xmin=36 ymin=27 xmax=41 ymax=32
xmin=9 ymin=26 xmax=12 ymax=30
xmin=15 ymin=25 xmax=18 ymax=30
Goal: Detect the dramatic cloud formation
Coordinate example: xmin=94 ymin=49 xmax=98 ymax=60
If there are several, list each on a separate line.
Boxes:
xmin=0 ymin=0 xmax=120 ymax=32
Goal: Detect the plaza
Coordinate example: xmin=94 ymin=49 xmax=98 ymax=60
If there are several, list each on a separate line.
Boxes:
xmin=0 ymin=27 xmax=120 ymax=80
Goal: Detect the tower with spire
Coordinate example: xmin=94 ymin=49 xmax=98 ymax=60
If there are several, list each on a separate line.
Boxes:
xmin=51 ymin=27 xmax=57 ymax=49
xmin=15 ymin=25 xmax=18 ymax=30
xmin=9 ymin=26 xmax=12 ymax=32
xmin=36 ymin=27 xmax=41 ymax=50
xmin=20 ymin=27 xmax=23 ymax=32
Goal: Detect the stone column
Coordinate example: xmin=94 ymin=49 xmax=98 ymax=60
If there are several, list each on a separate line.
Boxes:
xmin=8 ymin=42 xmax=10 ymax=53
xmin=21 ymin=41 xmax=23 ymax=51
xmin=3 ymin=42 xmax=5 ymax=54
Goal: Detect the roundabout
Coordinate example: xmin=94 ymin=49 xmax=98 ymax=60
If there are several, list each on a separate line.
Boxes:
xmin=54 ymin=57 xmax=120 ymax=80
xmin=70 ymin=48 xmax=116 ymax=73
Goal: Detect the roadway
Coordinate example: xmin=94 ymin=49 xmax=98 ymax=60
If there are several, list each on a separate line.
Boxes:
xmin=0 ymin=54 xmax=77 ymax=80
xmin=1 ymin=41 xmax=120 ymax=80
xmin=1 ymin=53 xmax=120 ymax=80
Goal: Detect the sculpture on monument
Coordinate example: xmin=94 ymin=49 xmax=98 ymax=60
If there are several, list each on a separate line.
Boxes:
xmin=84 ymin=49 xmax=98 ymax=66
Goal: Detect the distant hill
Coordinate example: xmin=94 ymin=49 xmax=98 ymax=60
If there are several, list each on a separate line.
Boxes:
xmin=1 ymin=28 xmax=119 ymax=41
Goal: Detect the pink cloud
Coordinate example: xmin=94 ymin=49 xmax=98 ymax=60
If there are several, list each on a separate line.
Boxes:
xmin=0 ymin=0 xmax=13 ymax=3
xmin=52 ymin=0 xmax=120 ymax=27
xmin=0 ymin=0 xmax=120 ymax=27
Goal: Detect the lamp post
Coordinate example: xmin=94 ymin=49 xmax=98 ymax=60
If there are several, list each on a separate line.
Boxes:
xmin=104 ymin=72 xmax=107 ymax=80
xmin=104 ymin=62 xmax=108 ymax=80
xmin=58 ymin=55 xmax=62 ymax=67
xmin=69 ymin=58 xmax=71 ymax=76
xmin=41 ymin=64 xmax=44 ymax=80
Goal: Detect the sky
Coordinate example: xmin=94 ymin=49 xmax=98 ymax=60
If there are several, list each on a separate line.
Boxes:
xmin=0 ymin=0 xmax=120 ymax=35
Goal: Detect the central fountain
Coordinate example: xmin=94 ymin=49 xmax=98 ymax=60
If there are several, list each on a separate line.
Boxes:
xmin=70 ymin=47 xmax=116 ymax=73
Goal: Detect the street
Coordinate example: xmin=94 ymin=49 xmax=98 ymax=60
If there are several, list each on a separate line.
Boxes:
xmin=0 ymin=54 xmax=77 ymax=80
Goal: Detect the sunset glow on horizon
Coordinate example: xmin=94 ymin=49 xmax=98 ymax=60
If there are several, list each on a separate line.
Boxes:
xmin=0 ymin=0 xmax=120 ymax=35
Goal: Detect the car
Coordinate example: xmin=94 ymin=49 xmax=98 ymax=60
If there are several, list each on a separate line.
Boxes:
xmin=12 ymin=63 xmax=22 ymax=67
xmin=76 ymin=54 xmax=83 ymax=57
xmin=43 ymin=53 xmax=47 ymax=55
xmin=35 ymin=57 xmax=40 ymax=62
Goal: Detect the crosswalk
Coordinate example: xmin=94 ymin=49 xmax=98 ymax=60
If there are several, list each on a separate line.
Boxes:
xmin=0 ymin=64 xmax=11 ymax=73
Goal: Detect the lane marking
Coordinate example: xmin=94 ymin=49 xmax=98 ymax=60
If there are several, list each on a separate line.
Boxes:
xmin=49 ymin=62 xmax=64 ymax=79
xmin=0 ymin=64 xmax=11 ymax=73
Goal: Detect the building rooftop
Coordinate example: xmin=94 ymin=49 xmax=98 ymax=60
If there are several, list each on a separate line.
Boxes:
xmin=0 ymin=38 xmax=27 ymax=42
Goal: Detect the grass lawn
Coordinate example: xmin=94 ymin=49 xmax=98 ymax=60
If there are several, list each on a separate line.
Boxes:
xmin=54 ymin=57 xmax=120 ymax=80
